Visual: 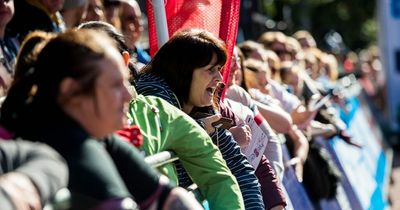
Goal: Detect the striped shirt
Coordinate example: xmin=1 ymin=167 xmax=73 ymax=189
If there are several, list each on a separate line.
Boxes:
xmin=135 ymin=73 xmax=264 ymax=210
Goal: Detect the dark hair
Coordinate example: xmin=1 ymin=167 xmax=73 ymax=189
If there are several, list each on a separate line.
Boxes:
xmin=279 ymin=61 xmax=297 ymax=83
xmin=258 ymin=31 xmax=287 ymax=49
xmin=78 ymin=21 xmax=138 ymax=80
xmin=142 ymin=28 xmax=227 ymax=105
xmin=14 ymin=31 xmax=56 ymax=84
xmin=103 ymin=0 xmax=121 ymax=8
xmin=78 ymin=21 xmax=129 ymax=53
xmin=244 ymin=58 xmax=267 ymax=73
xmin=278 ymin=61 xmax=300 ymax=83
xmin=0 ymin=29 xmax=116 ymax=133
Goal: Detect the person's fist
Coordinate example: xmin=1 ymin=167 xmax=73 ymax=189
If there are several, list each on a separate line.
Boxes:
xmin=229 ymin=124 xmax=252 ymax=148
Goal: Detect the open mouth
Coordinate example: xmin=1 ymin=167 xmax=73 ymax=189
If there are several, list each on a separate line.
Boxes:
xmin=206 ymin=87 xmax=215 ymax=95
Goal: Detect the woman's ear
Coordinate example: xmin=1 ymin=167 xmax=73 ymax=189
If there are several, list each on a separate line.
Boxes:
xmin=122 ymin=51 xmax=130 ymax=66
xmin=59 ymin=78 xmax=80 ymax=104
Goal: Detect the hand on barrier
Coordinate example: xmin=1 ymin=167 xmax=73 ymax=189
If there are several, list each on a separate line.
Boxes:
xmin=286 ymin=157 xmax=304 ymax=183
xmin=0 ymin=172 xmax=42 ymax=210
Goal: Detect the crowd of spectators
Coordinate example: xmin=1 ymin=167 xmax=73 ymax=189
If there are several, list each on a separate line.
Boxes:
xmin=0 ymin=0 xmax=383 ymax=209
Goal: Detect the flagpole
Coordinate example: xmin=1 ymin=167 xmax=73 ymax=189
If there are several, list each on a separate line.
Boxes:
xmin=152 ymin=0 xmax=169 ymax=47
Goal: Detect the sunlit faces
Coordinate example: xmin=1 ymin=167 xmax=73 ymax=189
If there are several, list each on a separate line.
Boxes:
xmin=41 ymin=0 xmax=64 ymax=13
xmin=0 ymin=0 xmax=14 ymax=27
xmin=282 ymin=68 xmax=301 ymax=95
xmin=187 ymin=53 xmax=222 ymax=110
xmin=254 ymin=70 xmax=268 ymax=88
xmin=84 ymin=0 xmax=105 ymax=22
xmin=120 ymin=1 xmax=143 ymax=48
xmin=229 ymin=48 xmax=241 ymax=86
xmin=83 ymin=48 xmax=132 ymax=137
xmin=252 ymin=62 xmax=271 ymax=88
xmin=271 ymin=41 xmax=291 ymax=62
xmin=242 ymin=58 xmax=267 ymax=91
xmin=298 ymin=38 xmax=311 ymax=49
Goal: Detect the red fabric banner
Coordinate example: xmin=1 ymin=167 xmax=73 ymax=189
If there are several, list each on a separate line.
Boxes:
xmin=146 ymin=0 xmax=240 ymax=88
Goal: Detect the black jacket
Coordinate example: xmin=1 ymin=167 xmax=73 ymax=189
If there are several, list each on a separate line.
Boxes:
xmin=12 ymin=104 xmax=165 ymax=209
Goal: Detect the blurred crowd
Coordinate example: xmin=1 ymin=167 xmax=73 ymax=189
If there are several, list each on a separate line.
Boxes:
xmin=0 ymin=0 xmax=386 ymax=210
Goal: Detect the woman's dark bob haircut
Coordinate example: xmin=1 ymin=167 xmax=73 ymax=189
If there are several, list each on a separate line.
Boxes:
xmin=142 ymin=28 xmax=227 ymax=106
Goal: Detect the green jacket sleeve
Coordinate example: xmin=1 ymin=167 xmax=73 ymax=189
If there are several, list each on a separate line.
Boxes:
xmin=128 ymin=95 xmax=245 ymax=210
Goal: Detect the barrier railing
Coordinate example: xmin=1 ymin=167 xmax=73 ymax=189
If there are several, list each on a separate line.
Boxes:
xmin=144 ymin=150 xmax=179 ymax=168
xmin=143 ymin=76 xmax=391 ymax=210
xmin=282 ymin=93 xmax=391 ymax=210
xmin=144 ymin=150 xmax=202 ymax=200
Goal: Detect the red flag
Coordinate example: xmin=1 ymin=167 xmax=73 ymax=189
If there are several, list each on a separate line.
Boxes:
xmin=146 ymin=0 xmax=240 ymax=90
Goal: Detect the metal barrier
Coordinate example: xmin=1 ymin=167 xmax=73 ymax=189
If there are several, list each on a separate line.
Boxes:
xmin=141 ymin=76 xmax=392 ymax=210
xmin=144 ymin=150 xmax=202 ymax=200
xmin=144 ymin=150 xmax=179 ymax=168
xmin=282 ymin=94 xmax=391 ymax=210
xmin=45 ymin=151 xmax=194 ymax=210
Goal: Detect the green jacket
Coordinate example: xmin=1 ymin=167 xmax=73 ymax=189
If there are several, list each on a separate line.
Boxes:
xmin=128 ymin=95 xmax=245 ymax=210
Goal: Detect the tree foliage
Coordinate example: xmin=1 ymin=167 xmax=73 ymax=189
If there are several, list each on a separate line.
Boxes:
xmin=260 ymin=0 xmax=377 ymax=51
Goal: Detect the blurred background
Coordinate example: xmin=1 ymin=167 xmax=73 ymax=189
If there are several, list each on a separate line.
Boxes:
xmin=136 ymin=1 xmax=399 ymax=209
xmin=236 ymin=0 xmax=377 ymax=52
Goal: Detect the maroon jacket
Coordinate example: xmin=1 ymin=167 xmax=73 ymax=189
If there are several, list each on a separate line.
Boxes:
xmin=220 ymin=101 xmax=287 ymax=209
